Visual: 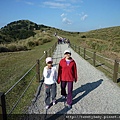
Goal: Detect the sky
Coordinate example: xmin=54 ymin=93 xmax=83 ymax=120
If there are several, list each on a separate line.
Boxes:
xmin=0 ymin=0 xmax=120 ymax=32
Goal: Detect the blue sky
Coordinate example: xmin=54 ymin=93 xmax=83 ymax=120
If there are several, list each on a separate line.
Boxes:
xmin=0 ymin=0 xmax=120 ymax=32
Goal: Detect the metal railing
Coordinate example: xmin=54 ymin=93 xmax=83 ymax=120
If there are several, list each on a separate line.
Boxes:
xmin=0 ymin=42 xmax=57 ymax=120
xmin=70 ymin=44 xmax=120 ymax=83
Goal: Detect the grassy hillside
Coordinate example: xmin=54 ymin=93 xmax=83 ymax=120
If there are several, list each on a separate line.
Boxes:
xmin=0 ymin=25 xmax=59 ymax=114
xmin=61 ymin=26 xmax=120 ymax=60
xmin=0 ymin=20 xmax=49 ymax=44
xmin=1 ymin=21 xmax=120 ymax=90
xmin=0 ymin=20 xmax=120 ymax=114
xmin=82 ymin=26 xmax=120 ymax=41
xmin=0 ymin=30 xmax=57 ymax=92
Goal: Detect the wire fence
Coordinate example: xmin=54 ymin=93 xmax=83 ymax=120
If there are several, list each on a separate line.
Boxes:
xmin=0 ymin=42 xmax=57 ymax=120
xmin=70 ymin=44 xmax=120 ymax=83
xmin=0 ymin=42 xmax=119 ymax=120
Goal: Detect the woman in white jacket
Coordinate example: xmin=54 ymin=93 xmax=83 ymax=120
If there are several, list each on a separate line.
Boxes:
xmin=43 ymin=57 xmax=57 ymax=109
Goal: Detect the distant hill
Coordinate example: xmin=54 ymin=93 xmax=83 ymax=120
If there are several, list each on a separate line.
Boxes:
xmin=0 ymin=20 xmax=49 ymax=43
xmin=81 ymin=26 xmax=120 ymax=41
xmin=0 ymin=19 xmax=120 ymax=46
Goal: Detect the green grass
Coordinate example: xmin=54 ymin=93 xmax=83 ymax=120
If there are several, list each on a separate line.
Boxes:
xmin=0 ymin=34 xmax=56 ymax=92
xmin=71 ymin=42 xmax=120 ymax=84
xmin=0 ymin=30 xmax=57 ymax=114
xmin=1 ymin=26 xmax=120 ymax=114
xmin=55 ymin=29 xmax=120 ymax=84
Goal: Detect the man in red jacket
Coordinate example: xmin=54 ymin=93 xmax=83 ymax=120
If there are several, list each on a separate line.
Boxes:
xmin=57 ymin=50 xmax=77 ymax=108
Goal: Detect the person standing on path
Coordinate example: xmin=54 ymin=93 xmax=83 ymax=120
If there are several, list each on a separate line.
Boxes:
xmin=43 ymin=57 xmax=58 ymax=109
xmin=57 ymin=50 xmax=78 ymax=108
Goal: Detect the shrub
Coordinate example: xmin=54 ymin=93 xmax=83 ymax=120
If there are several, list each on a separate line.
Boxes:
xmin=81 ymin=35 xmax=86 ymax=38
xmin=8 ymin=44 xmax=17 ymax=52
xmin=0 ymin=46 xmax=9 ymax=52
xmin=42 ymin=38 xmax=51 ymax=44
xmin=34 ymin=41 xmax=39 ymax=46
xmin=42 ymin=38 xmax=48 ymax=43
xmin=27 ymin=41 xmax=35 ymax=47
xmin=16 ymin=45 xmax=28 ymax=51
xmin=91 ymin=42 xmax=97 ymax=49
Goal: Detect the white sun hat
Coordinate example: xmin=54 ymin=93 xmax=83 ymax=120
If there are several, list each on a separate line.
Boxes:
xmin=64 ymin=50 xmax=71 ymax=54
xmin=46 ymin=57 xmax=53 ymax=64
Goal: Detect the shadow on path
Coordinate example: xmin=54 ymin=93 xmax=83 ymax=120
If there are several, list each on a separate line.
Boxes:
xmin=72 ymin=79 xmax=103 ymax=105
xmin=45 ymin=79 xmax=103 ymax=120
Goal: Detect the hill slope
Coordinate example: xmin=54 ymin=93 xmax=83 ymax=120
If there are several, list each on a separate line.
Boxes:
xmin=0 ymin=20 xmax=49 ymax=43
xmin=81 ymin=26 xmax=120 ymax=41
xmin=0 ymin=19 xmax=120 ymax=55
xmin=76 ymin=26 xmax=120 ymax=53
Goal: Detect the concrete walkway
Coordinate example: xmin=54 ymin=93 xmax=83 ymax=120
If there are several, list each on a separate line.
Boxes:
xmin=28 ymin=44 xmax=120 ymax=117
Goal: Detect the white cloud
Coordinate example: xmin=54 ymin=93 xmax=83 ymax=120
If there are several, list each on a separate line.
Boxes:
xmin=62 ymin=17 xmax=72 ymax=24
xmin=42 ymin=0 xmax=81 ymax=12
xmin=55 ymin=0 xmax=83 ymax=3
xmin=25 ymin=1 xmax=34 ymax=5
xmin=81 ymin=14 xmax=88 ymax=21
xmin=55 ymin=0 xmax=66 ymax=2
xmin=79 ymin=12 xmax=88 ymax=21
xmin=43 ymin=1 xmax=71 ymax=9
xmin=70 ymin=0 xmax=83 ymax=3
xmin=61 ymin=13 xmax=72 ymax=24
xmin=16 ymin=0 xmax=34 ymax=5
xmin=61 ymin=13 xmax=66 ymax=17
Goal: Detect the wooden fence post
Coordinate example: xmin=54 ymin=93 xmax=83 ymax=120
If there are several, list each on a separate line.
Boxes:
xmin=93 ymin=52 xmax=96 ymax=66
xmin=79 ymin=46 xmax=80 ymax=55
xmin=84 ymin=48 xmax=86 ymax=59
xmin=69 ymin=43 xmax=71 ymax=48
xmin=49 ymin=48 xmax=51 ymax=56
xmin=113 ymin=60 xmax=119 ymax=83
xmin=36 ymin=60 xmax=40 ymax=82
xmin=54 ymin=43 xmax=56 ymax=51
xmin=45 ymin=51 xmax=47 ymax=58
xmin=47 ymin=48 xmax=49 ymax=57
xmin=52 ymin=45 xmax=54 ymax=53
xmin=50 ymin=47 xmax=52 ymax=56
xmin=0 ymin=92 xmax=7 ymax=120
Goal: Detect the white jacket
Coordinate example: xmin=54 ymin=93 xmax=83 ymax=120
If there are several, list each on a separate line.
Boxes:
xmin=43 ymin=66 xmax=57 ymax=85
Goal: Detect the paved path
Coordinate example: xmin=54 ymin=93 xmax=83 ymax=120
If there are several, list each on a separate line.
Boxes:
xmin=28 ymin=44 xmax=120 ymax=116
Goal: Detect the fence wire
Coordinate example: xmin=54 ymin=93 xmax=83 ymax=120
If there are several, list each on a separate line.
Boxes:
xmin=5 ymin=63 xmax=37 ymax=96
xmin=8 ymin=75 xmax=36 ymax=115
xmin=3 ymin=42 xmax=57 ymax=115
xmin=70 ymin=43 xmax=120 ymax=81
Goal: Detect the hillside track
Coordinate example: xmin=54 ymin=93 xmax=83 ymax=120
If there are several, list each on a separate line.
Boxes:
xmin=28 ymin=44 xmax=120 ymax=116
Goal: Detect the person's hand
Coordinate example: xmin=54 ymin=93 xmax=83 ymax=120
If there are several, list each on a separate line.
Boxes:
xmin=46 ymin=66 xmax=51 ymax=70
xmin=74 ymin=79 xmax=77 ymax=83
xmin=57 ymin=80 xmax=60 ymax=84
xmin=46 ymin=66 xmax=49 ymax=70
xmin=57 ymin=81 xmax=60 ymax=84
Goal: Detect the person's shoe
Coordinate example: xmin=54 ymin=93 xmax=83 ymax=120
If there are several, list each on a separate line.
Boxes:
xmin=45 ymin=105 xmax=49 ymax=109
xmin=64 ymin=101 xmax=67 ymax=106
xmin=67 ymin=104 xmax=72 ymax=109
xmin=52 ymin=100 xmax=56 ymax=105
xmin=62 ymin=95 xmax=66 ymax=99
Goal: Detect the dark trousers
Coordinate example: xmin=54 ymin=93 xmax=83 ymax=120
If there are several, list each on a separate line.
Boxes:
xmin=61 ymin=81 xmax=73 ymax=105
xmin=45 ymin=83 xmax=56 ymax=105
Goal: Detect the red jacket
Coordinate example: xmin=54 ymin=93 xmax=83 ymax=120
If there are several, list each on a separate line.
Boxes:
xmin=57 ymin=57 xmax=77 ymax=83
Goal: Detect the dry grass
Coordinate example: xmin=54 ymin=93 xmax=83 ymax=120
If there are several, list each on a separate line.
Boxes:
xmin=0 ymin=26 xmax=120 ymax=114
xmin=0 ymin=30 xmax=56 ymax=92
